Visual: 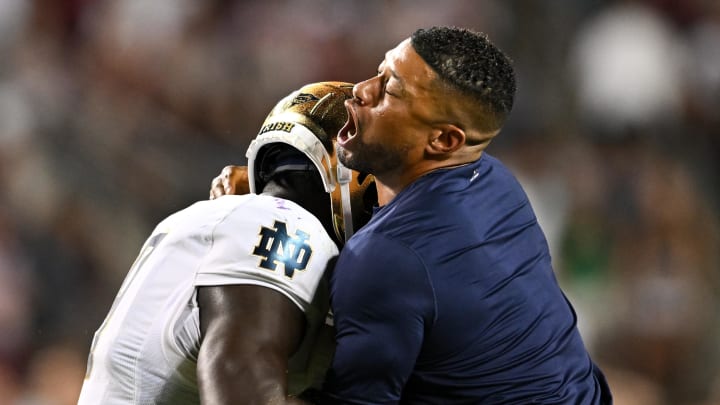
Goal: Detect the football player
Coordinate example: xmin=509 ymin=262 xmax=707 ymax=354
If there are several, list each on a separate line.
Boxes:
xmin=77 ymin=82 xmax=375 ymax=405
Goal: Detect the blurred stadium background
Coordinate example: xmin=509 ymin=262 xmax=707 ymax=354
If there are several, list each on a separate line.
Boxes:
xmin=0 ymin=0 xmax=718 ymax=404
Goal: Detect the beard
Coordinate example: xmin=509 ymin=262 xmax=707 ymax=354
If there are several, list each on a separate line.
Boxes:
xmin=337 ymin=138 xmax=411 ymax=175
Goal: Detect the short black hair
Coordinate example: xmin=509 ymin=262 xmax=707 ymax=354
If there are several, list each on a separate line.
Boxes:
xmin=411 ymin=26 xmax=516 ymax=131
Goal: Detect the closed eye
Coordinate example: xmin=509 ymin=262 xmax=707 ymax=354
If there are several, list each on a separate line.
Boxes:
xmin=376 ymin=71 xmax=399 ymax=97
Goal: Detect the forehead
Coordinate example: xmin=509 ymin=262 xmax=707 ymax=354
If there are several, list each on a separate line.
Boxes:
xmin=384 ymin=38 xmax=438 ymax=95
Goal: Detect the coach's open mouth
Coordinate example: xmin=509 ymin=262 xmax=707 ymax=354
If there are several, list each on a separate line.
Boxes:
xmin=337 ymin=101 xmax=357 ymax=146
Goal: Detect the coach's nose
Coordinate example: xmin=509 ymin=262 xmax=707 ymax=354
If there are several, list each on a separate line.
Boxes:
xmin=352 ymin=76 xmax=381 ymax=107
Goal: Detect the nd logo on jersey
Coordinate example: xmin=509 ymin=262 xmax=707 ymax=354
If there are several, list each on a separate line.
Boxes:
xmin=253 ymin=220 xmax=313 ymax=278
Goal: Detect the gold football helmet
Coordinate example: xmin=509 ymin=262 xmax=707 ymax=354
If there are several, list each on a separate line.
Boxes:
xmin=246 ymin=82 xmax=376 ymax=243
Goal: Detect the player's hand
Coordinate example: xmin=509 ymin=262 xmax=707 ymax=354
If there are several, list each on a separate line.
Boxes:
xmin=209 ymin=165 xmax=250 ymax=199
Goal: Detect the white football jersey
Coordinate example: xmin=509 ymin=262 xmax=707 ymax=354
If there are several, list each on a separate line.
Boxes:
xmin=77 ymin=194 xmax=339 ymax=405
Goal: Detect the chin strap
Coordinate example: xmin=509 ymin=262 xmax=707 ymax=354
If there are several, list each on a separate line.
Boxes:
xmin=337 ymin=163 xmax=354 ymax=242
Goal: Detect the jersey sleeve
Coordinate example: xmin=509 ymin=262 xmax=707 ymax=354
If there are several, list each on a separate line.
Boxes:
xmin=322 ymin=233 xmax=435 ymax=403
xmin=194 ymin=197 xmax=339 ymax=313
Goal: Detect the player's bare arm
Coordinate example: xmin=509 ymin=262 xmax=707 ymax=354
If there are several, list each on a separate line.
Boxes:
xmin=197 ymin=285 xmax=310 ymax=405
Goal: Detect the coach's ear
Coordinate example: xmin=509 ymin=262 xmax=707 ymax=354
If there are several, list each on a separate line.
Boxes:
xmin=426 ymin=124 xmax=465 ymax=156
xmin=209 ymin=165 xmax=250 ymax=199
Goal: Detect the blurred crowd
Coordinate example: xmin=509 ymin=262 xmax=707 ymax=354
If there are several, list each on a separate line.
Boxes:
xmin=0 ymin=0 xmax=718 ymax=404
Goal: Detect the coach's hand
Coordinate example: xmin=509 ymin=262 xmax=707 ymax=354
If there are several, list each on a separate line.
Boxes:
xmin=209 ymin=165 xmax=250 ymax=199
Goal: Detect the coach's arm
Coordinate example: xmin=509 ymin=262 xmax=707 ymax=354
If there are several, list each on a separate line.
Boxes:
xmin=209 ymin=165 xmax=250 ymax=199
